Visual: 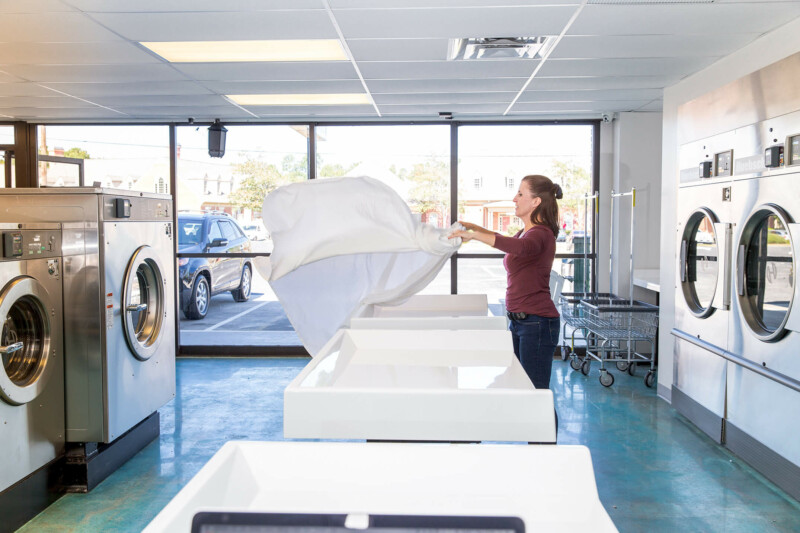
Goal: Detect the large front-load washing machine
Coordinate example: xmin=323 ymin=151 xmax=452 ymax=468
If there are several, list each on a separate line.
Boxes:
xmin=0 ymin=188 xmax=175 ymax=444
xmin=0 ymin=223 xmax=64 ymax=493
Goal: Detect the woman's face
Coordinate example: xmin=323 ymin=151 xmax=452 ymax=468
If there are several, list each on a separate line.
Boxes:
xmin=513 ymin=182 xmax=540 ymax=220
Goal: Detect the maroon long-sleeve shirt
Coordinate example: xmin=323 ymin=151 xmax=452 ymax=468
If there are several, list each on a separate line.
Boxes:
xmin=494 ymin=225 xmax=559 ymax=318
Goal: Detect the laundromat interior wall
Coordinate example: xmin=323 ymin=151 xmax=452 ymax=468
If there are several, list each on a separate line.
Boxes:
xmin=657 ymin=17 xmax=800 ymax=401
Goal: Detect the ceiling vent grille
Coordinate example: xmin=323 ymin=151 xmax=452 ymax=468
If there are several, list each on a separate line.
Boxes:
xmin=588 ymin=0 xmax=715 ymax=4
xmin=447 ymin=37 xmax=553 ymax=61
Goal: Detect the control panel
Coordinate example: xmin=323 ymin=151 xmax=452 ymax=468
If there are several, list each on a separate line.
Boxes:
xmin=714 ymin=150 xmax=733 ymax=177
xmin=787 ymin=133 xmax=800 ymax=167
xmin=2 ymin=230 xmax=62 ymax=259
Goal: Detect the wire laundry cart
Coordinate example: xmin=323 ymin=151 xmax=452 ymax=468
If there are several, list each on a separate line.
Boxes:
xmin=562 ymin=188 xmax=659 ymax=388
xmin=577 ymin=297 xmax=658 ymax=388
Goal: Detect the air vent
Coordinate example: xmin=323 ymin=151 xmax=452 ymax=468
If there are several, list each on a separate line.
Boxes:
xmin=588 ymin=0 xmax=715 ymax=4
xmin=447 ymin=37 xmax=553 ymax=61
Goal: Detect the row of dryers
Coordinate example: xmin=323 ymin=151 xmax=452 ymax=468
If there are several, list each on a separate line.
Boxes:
xmin=0 ymin=188 xmax=175 ymax=501
xmin=674 ymin=105 xmax=800 ymax=498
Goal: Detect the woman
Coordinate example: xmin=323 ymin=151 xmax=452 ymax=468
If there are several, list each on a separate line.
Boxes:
xmin=450 ymin=175 xmax=562 ymax=390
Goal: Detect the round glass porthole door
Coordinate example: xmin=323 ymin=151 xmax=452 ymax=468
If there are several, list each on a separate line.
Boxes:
xmin=737 ymin=204 xmax=794 ymax=342
xmin=680 ymin=208 xmax=719 ymax=318
xmin=122 ymin=246 xmax=165 ymax=361
xmin=0 ymin=277 xmax=54 ymax=406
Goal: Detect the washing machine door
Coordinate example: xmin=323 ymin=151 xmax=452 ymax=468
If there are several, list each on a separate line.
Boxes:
xmin=122 ymin=245 xmax=166 ymax=361
xmin=735 ymin=204 xmax=795 ymax=342
xmin=679 ymin=208 xmax=728 ymax=317
xmin=0 ymin=276 xmax=55 ymax=406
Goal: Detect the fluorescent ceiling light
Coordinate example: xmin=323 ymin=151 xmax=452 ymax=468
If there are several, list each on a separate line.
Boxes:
xmin=140 ymin=40 xmax=347 ymax=62
xmin=228 ymin=94 xmax=371 ymax=106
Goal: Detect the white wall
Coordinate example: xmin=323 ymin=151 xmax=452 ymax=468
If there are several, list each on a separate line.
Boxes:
xmin=657 ymin=17 xmax=800 ymax=401
xmin=610 ymin=112 xmax=663 ymax=298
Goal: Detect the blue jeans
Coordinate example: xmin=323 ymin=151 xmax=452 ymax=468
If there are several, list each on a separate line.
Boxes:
xmin=509 ymin=314 xmax=561 ymax=390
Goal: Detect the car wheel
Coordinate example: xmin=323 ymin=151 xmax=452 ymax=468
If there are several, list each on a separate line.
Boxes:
xmin=232 ymin=265 xmax=252 ymax=302
xmin=184 ymin=275 xmax=210 ymax=320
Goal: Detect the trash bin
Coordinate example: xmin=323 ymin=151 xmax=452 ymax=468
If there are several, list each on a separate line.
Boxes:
xmin=573 ymin=235 xmax=591 ymax=293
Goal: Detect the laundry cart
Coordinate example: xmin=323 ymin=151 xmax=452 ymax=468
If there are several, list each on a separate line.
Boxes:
xmin=577 ymin=297 xmax=659 ymax=388
xmin=559 ymin=292 xmax=624 ymax=365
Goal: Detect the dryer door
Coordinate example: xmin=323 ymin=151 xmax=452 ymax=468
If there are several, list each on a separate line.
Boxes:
xmin=735 ymin=204 xmax=794 ymax=342
xmin=0 ymin=276 xmax=55 ymax=406
xmin=679 ymin=208 xmax=727 ymax=317
xmin=122 ymin=245 xmax=166 ymax=361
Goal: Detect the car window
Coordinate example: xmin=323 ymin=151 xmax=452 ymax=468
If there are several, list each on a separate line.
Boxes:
xmin=179 ymin=220 xmax=203 ymax=245
xmin=220 ymin=220 xmax=240 ymax=241
xmin=208 ymin=221 xmax=223 ymax=243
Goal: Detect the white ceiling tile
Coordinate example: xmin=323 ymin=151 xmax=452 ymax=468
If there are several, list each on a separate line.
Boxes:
xmin=512 ymin=100 xmax=653 ymax=113
xmin=0 ymin=96 xmax=98 ymax=108
xmin=90 ymin=95 xmax=231 ymax=107
xmin=0 ymin=71 xmax=25 ymax=83
xmin=538 ymin=56 xmax=717 ymax=77
xmin=0 ymin=43 xmax=161 ymax=66
xmin=333 ymin=6 xmax=576 ymax=39
xmin=41 ymin=82 xmax=214 ymax=97
xmin=348 ymin=39 xmax=450 ymax=62
xmin=373 ymin=92 xmax=515 ymax=105
xmin=92 ymin=12 xmax=337 ymax=41
xmin=527 ymin=75 xmax=679 ymax=90
xmin=0 ymin=13 xmax=121 ymax=42
xmin=331 ymin=0 xmax=580 ymax=7
xmin=0 ymin=83 xmax=56 ymax=97
xmin=360 ymin=60 xmax=536 ymax=80
xmin=380 ymin=103 xmax=508 ymax=115
xmin=250 ymin=105 xmax=377 ymax=117
xmin=0 ymin=107 xmax=129 ymax=120
xmin=635 ymin=100 xmax=663 ymax=112
xmin=174 ymin=62 xmax=358 ymax=82
xmin=550 ymin=34 xmax=760 ymax=59
xmin=0 ymin=0 xmax=76 ymax=12
xmin=519 ymin=88 xmax=663 ymax=102
xmin=4 ymin=64 xmax=189 ymax=83
xmin=65 ymin=0 xmax=323 ymax=11
xmin=202 ymin=80 xmax=366 ymax=94
xmin=112 ymin=106 xmax=254 ymax=119
xmin=569 ymin=3 xmax=800 ymax=36
xmin=368 ymin=78 xmax=526 ymax=93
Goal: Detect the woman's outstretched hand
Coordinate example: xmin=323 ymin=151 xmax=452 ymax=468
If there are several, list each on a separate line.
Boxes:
xmin=448 ymin=221 xmax=490 ymax=242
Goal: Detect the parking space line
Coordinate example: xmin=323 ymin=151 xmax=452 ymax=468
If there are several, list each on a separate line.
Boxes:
xmin=204 ymin=301 xmax=270 ymax=331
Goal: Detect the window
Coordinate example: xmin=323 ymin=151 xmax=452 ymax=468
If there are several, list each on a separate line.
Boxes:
xmin=37 ymin=125 xmax=169 ymax=190
xmin=220 ymin=220 xmax=239 ymax=241
xmin=505 ymin=176 xmax=515 ymax=190
xmin=156 ymin=177 xmax=168 ymax=194
xmin=208 ymin=222 xmax=223 ymax=242
xmin=0 ymin=125 xmax=13 ymax=145
xmin=473 ymin=177 xmax=482 ymax=189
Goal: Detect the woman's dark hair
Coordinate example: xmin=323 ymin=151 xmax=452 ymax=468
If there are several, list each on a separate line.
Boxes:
xmin=521 ymin=174 xmax=562 ymax=237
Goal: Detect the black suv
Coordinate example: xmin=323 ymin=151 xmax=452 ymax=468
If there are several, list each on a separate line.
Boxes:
xmin=178 ymin=212 xmax=253 ymax=320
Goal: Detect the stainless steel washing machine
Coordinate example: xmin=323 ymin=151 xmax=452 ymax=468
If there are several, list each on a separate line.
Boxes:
xmin=0 ymin=188 xmax=175 ymax=444
xmin=673 ymin=181 xmax=733 ymax=443
xmin=0 ymin=223 xmax=64 ymax=493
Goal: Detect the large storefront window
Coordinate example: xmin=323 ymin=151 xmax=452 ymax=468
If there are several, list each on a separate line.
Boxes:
xmin=457 ymin=124 xmax=596 ymax=310
xmin=176 ymin=125 xmax=308 ymax=350
xmin=36 ymin=125 xmax=169 ymax=190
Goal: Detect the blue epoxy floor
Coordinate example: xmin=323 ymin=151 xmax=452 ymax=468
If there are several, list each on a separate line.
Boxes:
xmin=18 ymin=358 xmax=800 ymax=533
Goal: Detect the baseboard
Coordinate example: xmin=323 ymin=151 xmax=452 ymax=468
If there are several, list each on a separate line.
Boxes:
xmin=657 ymin=383 xmax=671 ymax=403
xmin=0 ymin=457 xmax=63 ymax=533
xmin=62 ymin=412 xmax=160 ymax=493
xmin=671 ymin=386 xmax=724 ymax=444
xmin=726 ymin=422 xmax=800 ymax=503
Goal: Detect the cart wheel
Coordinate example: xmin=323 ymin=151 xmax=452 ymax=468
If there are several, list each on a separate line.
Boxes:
xmin=599 ymin=371 xmax=615 ymax=387
xmin=570 ymin=356 xmax=582 ymax=371
xmin=615 ymin=361 xmax=629 ymax=372
xmin=628 ymin=362 xmax=636 ymax=376
xmin=580 ymin=359 xmax=591 ymax=376
xmin=645 ymin=371 xmax=656 ymax=388
xmin=560 ymin=345 xmax=570 ymax=361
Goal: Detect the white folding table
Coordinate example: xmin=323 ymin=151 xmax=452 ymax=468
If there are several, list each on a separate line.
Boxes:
xmin=143 ymin=441 xmax=617 ymax=533
xmin=284 ymin=328 xmax=555 ymax=443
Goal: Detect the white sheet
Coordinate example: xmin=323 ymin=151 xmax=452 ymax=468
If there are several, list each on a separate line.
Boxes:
xmin=261 ymin=176 xmax=461 ymax=355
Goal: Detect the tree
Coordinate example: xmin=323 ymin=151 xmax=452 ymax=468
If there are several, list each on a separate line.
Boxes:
xmin=282 ymin=154 xmax=359 ymax=179
xmin=64 ymin=147 xmax=90 ymax=159
xmin=549 ymin=160 xmax=591 ymax=231
xmin=393 ymin=157 xmax=449 ymax=224
xmin=229 ymin=158 xmax=302 ymax=212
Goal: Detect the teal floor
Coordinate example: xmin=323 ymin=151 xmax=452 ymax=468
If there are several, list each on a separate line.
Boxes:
xmin=19 ymin=358 xmax=800 ymax=533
